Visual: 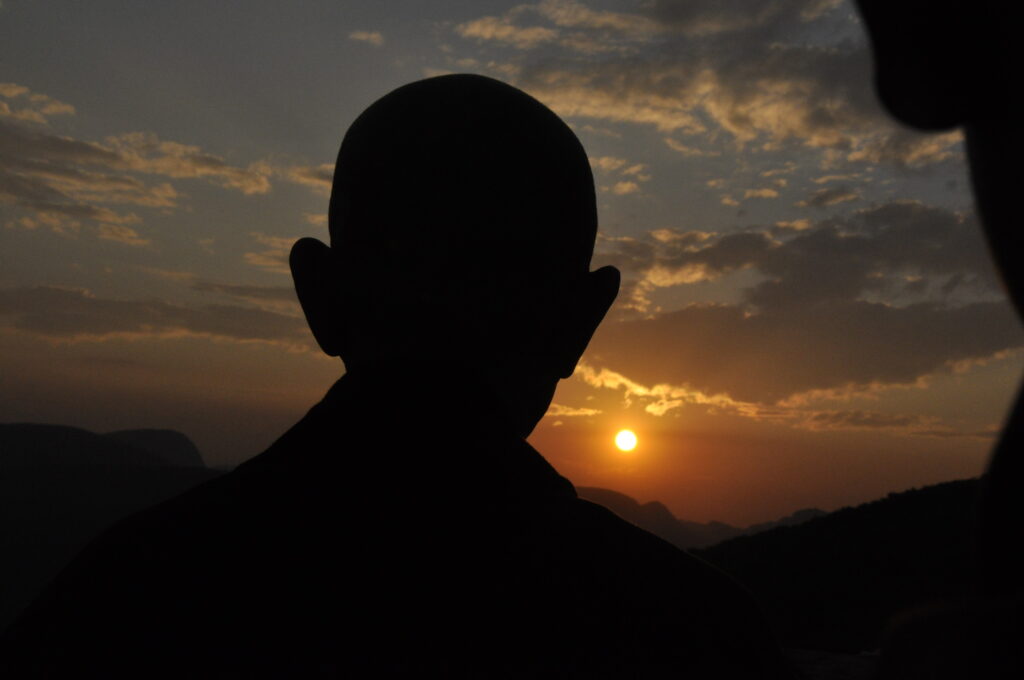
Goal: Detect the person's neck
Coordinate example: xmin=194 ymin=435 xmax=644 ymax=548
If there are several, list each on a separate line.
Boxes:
xmin=334 ymin=358 xmax=526 ymax=437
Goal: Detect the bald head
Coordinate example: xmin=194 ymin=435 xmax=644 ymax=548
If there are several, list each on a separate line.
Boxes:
xmin=292 ymin=75 xmax=618 ymax=432
xmin=330 ymin=74 xmax=596 ymax=283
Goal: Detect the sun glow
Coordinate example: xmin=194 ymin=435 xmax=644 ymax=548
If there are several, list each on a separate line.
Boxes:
xmin=615 ymin=429 xmax=638 ymax=452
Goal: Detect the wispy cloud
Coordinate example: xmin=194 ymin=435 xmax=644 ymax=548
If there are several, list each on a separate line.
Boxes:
xmin=244 ymin=233 xmax=294 ymax=274
xmin=796 ymin=186 xmax=859 ymax=208
xmin=544 ymin=402 xmax=602 ymax=417
xmin=0 ymin=286 xmax=310 ymax=349
xmin=280 ymin=163 xmax=333 ymax=196
xmin=452 ymin=0 xmax=962 ymax=169
xmin=455 ymin=15 xmax=558 ymax=50
xmin=1 ymin=87 xmax=274 ymax=242
xmin=574 ymin=362 xmax=996 ymax=439
xmin=0 ymin=82 xmax=75 ymax=124
xmin=588 ymin=200 xmax=1020 ymax=403
xmin=97 ymin=224 xmax=150 ymax=247
xmin=349 ymin=30 xmax=385 ymax=47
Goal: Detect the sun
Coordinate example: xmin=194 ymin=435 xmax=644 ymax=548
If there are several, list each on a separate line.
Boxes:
xmin=614 ymin=429 xmax=638 ymax=452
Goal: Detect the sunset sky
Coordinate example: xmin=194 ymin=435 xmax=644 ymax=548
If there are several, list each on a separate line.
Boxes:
xmin=2 ymin=0 xmax=1021 ymax=525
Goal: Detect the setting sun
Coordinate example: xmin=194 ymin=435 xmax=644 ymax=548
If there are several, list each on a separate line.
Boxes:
xmin=615 ymin=429 xmax=638 ymax=452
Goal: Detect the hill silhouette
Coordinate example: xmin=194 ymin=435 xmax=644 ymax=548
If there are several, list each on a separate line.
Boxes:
xmin=0 ymin=423 xmax=223 ymax=632
xmin=1 ymin=423 xmax=177 ymax=468
xmin=577 ymin=487 xmax=824 ymax=549
xmin=694 ymin=478 xmax=981 ymax=653
xmin=105 ymin=428 xmax=205 ymax=467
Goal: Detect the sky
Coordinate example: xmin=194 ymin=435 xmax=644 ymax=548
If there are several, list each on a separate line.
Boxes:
xmin=1 ymin=0 xmax=1021 ymax=525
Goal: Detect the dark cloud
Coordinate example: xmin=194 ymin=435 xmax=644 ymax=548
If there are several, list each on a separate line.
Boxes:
xmin=803 ymin=409 xmax=927 ymax=430
xmin=191 ymin=280 xmax=300 ymax=315
xmin=191 ymin=281 xmax=298 ymax=303
xmin=280 ymin=163 xmax=333 ymax=196
xmin=456 ymin=0 xmax=960 ymax=167
xmin=796 ymin=186 xmax=859 ymax=208
xmin=0 ymin=286 xmax=310 ymax=349
xmin=798 ymin=409 xmax=993 ymax=439
xmin=588 ymin=297 xmax=1019 ymax=403
xmin=587 ymin=201 xmax=1022 ymax=402
xmin=0 ymin=103 xmax=270 ymax=237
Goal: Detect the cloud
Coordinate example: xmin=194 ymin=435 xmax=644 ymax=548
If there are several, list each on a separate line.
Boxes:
xmin=1 ymin=92 xmax=274 ymax=240
xmin=0 ymin=120 xmax=175 ymax=235
xmin=813 ymin=173 xmax=860 ymax=184
xmin=774 ymin=219 xmax=811 ymax=232
xmin=455 ymin=15 xmax=558 ymax=50
xmin=590 ymin=156 xmax=627 ymax=172
xmin=574 ymin=362 xmax=765 ymax=418
xmin=573 ymin=362 xmax=997 ymax=438
xmin=244 ymin=233 xmax=294 ymax=274
xmin=744 ymin=188 xmax=779 ymax=199
xmin=577 ymin=352 xmax=1007 ymax=438
xmin=455 ymin=1 xmax=961 ymax=168
xmin=532 ymin=0 xmax=661 ymax=37
xmin=602 ymin=201 xmax=1004 ymax=311
xmin=349 ymin=30 xmax=385 ymax=47
xmin=105 ymin=133 xmax=271 ymax=195
xmin=796 ymin=409 xmax=996 ymax=439
xmin=796 ymin=186 xmax=859 ymax=208
xmin=97 ymin=224 xmax=150 ymax=247
xmin=0 ymin=82 xmax=75 ymax=124
xmin=544 ymin=402 xmax=602 ymax=417
xmin=191 ymin=280 xmax=300 ymax=315
xmin=0 ymin=286 xmax=311 ymax=349
xmin=281 ymin=163 xmax=333 ymax=196
xmin=588 ymin=201 xmax=1020 ymax=403
xmin=664 ymin=138 xmax=720 ymax=156
xmin=591 ymin=155 xmax=651 ymax=195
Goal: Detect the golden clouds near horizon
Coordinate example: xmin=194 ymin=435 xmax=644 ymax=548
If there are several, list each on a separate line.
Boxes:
xmin=615 ymin=429 xmax=638 ymax=452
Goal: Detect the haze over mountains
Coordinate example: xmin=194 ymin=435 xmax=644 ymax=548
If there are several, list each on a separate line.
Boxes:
xmin=1 ymin=422 xmax=980 ymax=655
xmin=577 ymin=487 xmax=824 ymax=550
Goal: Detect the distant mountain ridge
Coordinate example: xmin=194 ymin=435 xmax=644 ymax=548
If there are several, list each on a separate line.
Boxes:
xmin=577 ymin=486 xmax=825 ymax=549
xmin=0 ymin=422 xmax=222 ymax=634
xmin=105 ymin=428 xmax=205 ymax=467
xmin=0 ymin=423 xmax=205 ymax=468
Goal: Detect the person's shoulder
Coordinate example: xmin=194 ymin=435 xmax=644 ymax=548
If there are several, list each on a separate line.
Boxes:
xmin=562 ymin=496 xmax=739 ymax=582
xmin=521 ymin=495 xmax=793 ymax=677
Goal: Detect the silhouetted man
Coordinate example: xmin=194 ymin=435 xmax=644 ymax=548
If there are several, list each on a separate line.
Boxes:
xmin=2 ymin=75 xmax=789 ymax=678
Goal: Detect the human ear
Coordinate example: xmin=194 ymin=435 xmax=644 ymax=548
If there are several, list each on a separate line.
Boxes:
xmin=290 ymin=237 xmax=346 ymax=357
xmin=554 ymin=265 xmax=620 ymax=378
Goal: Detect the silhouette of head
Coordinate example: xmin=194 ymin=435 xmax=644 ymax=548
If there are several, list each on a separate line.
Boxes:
xmin=291 ymin=75 xmax=619 ymax=436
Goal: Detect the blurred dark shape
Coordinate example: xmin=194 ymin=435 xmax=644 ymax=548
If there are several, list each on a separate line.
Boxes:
xmin=855 ymin=1 xmax=1023 ymax=676
xmin=1 ymin=75 xmax=790 ymax=677
xmin=876 ymin=599 xmax=1023 ymax=679
xmin=696 ymin=479 xmax=980 ymax=653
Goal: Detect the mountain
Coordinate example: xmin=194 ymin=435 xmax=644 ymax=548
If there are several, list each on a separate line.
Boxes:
xmin=1 ymin=423 xmax=171 ymax=467
xmin=577 ymin=486 xmax=824 ymax=549
xmin=1 ymin=423 xmax=206 ymax=469
xmin=0 ymin=423 xmax=224 ymax=633
xmin=693 ymin=478 xmax=981 ymax=653
xmin=105 ymin=428 xmax=205 ymax=467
